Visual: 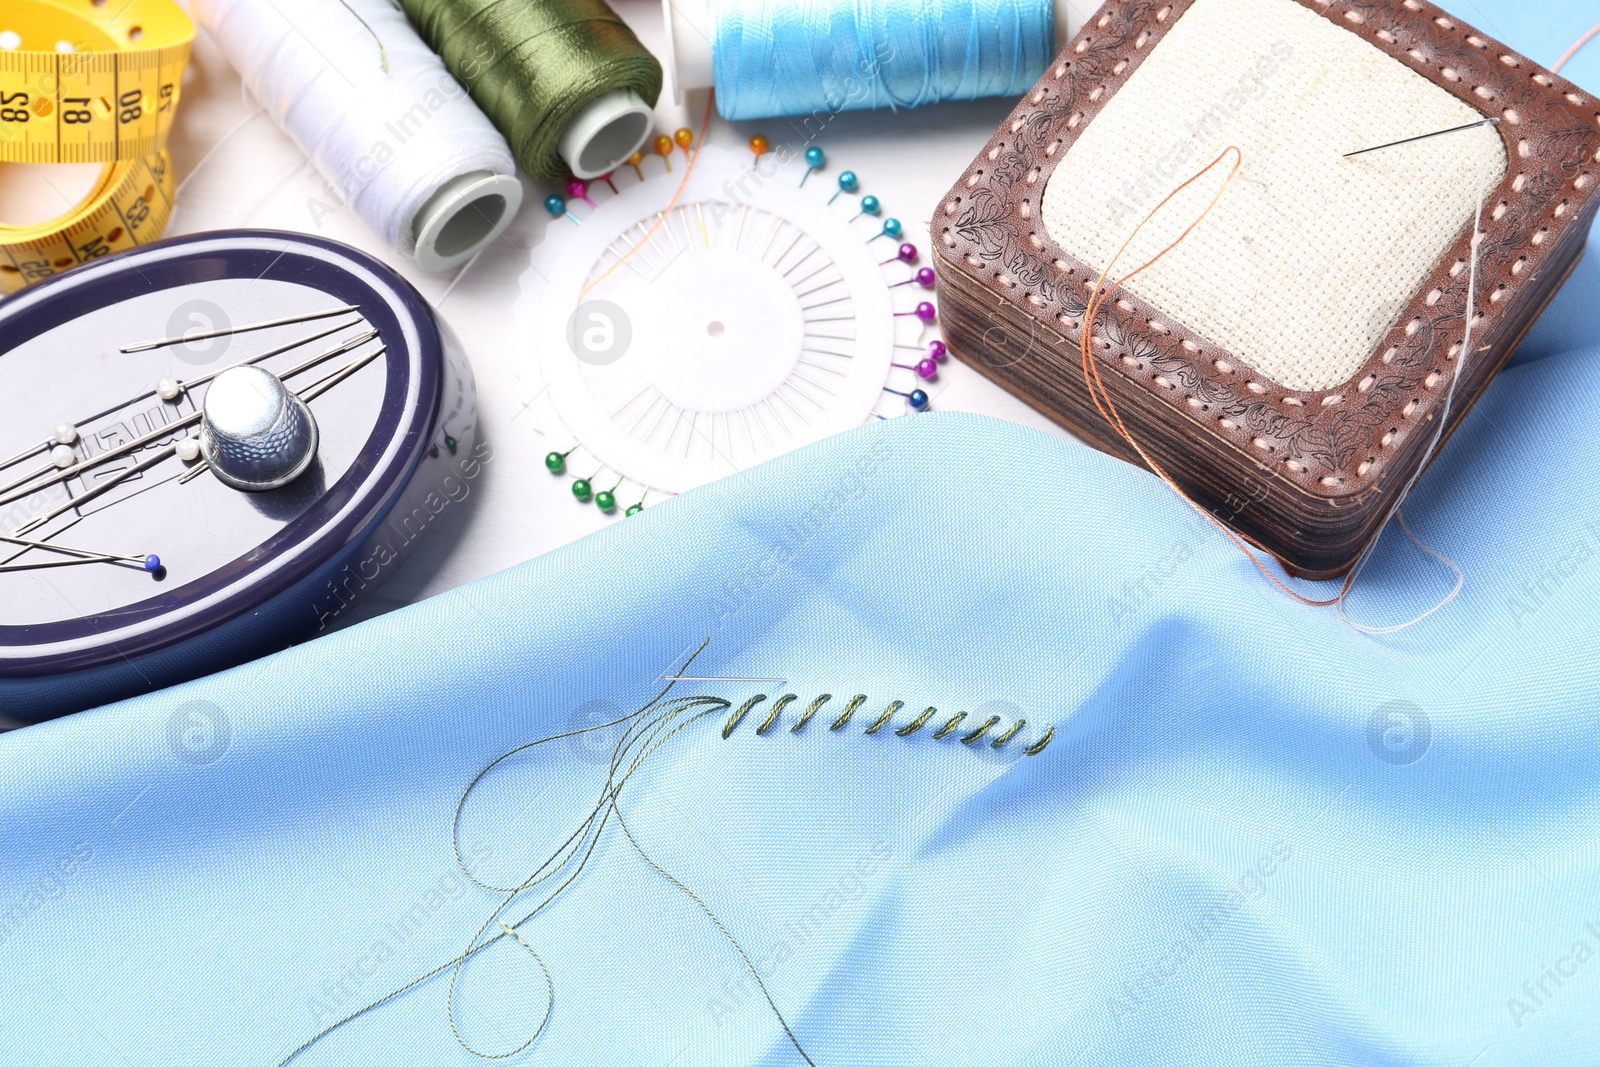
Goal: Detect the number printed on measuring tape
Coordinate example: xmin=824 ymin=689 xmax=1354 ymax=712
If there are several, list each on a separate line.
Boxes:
xmin=0 ymin=0 xmax=195 ymax=164
xmin=0 ymin=151 xmax=176 ymax=295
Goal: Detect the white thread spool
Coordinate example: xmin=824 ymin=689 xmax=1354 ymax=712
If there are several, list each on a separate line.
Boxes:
xmin=192 ymin=0 xmax=523 ymax=271
xmin=660 ymin=0 xmax=1090 ymax=105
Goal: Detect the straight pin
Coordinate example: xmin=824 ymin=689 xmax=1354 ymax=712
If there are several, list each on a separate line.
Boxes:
xmin=120 ymin=305 xmax=359 ymax=353
xmin=0 ymin=328 xmax=378 ymax=512
xmin=0 ymin=531 xmax=160 ymax=572
xmin=827 ymin=171 xmax=858 ymax=204
xmin=1 ymin=424 xmax=77 ymax=473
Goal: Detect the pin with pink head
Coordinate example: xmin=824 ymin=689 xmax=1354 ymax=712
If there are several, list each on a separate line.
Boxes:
xmin=881 ymin=242 xmax=919 ymax=267
xmin=892 ymin=268 xmax=937 ymax=291
xmin=565 ymin=178 xmax=595 ymax=208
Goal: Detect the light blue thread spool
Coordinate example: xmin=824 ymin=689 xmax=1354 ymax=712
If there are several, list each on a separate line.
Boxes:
xmin=662 ymin=0 xmax=1058 ymax=122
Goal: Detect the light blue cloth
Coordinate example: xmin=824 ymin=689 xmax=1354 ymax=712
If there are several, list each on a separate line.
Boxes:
xmin=4 ymin=3 xmax=1599 ymax=1064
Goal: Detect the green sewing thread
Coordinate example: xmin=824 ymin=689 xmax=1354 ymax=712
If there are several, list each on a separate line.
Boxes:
xmin=960 ymin=714 xmax=1001 ymax=745
xmin=278 ymin=639 xmax=820 ymax=1065
xmin=337 ymin=0 xmax=389 ymax=72
xmin=830 ymin=694 xmax=868 ymax=730
xmin=722 ymin=695 xmax=1052 ymax=755
xmin=864 ymin=701 xmax=904 ymax=735
xmin=277 ymin=641 xmax=1055 ymax=1066
xmin=990 ymin=718 xmax=1024 ymax=749
xmin=791 ymin=694 xmax=831 ymax=732
xmin=723 ymin=693 xmax=765 ymax=738
xmin=398 ymin=0 xmax=663 ymax=180
xmin=757 ymin=693 xmax=797 ymax=734
xmin=1023 ymin=727 xmax=1057 ymax=756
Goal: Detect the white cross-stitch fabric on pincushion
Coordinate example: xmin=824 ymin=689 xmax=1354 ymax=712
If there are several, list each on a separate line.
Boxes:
xmin=1041 ymin=0 xmax=1507 ymax=392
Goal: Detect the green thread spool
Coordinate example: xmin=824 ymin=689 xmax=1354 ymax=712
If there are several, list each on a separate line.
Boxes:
xmin=399 ymin=0 xmax=663 ymax=180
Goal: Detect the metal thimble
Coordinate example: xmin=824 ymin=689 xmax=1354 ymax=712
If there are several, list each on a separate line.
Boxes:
xmin=199 ymin=366 xmax=320 ymax=492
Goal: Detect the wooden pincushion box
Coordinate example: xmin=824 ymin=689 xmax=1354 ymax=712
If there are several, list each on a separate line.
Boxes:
xmin=933 ymin=0 xmax=1600 ymax=579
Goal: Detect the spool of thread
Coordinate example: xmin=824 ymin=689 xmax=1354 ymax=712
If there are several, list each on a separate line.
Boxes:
xmin=662 ymin=0 xmax=1068 ymax=121
xmin=191 ymin=0 xmax=524 ymax=271
xmin=398 ymin=0 xmax=663 ymax=181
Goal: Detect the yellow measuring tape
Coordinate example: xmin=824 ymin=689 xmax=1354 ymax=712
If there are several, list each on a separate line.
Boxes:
xmin=0 ymin=0 xmax=193 ymax=295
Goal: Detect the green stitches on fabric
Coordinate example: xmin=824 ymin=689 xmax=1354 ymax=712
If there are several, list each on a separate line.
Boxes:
xmin=990 ymin=718 xmax=1025 ymax=749
xmin=960 ymin=715 xmax=1002 ymax=745
xmin=723 ymin=694 xmax=766 ymax=739
xmin=275 ymin=636 xmax=1057 ymax=1067
xmin=791 ymin=694 xmax=831 ymax=733
xmin=757 ymin=694 xmax=797 ymax=734
xmin=864 ymin=700 xmax=905 ymax=734
xmin=830 ymin=694 xmax=869 ymax=730
xmin=721 ymin=695 xmax=1053 ymax=756
xmin=896 ymin=706 xmax=938 ymax=736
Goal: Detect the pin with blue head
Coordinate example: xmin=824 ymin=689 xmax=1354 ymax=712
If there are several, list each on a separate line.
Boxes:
xmin=799 ymin=145 xmax=825 ymax=187
xmin=869 ymin=218 xmax=903 ymax=243
xmin=850 ymin=195 xmax=882 ymax=224
xmin=883 ymin=386 xmax=931 ymax=412
xmin=0 ymin=530 xmax=164 ymax=578
xmin=827 ymin=171 xmax=859 ymax=204
xmin=544 ymin=194 xmax=581 ymax=225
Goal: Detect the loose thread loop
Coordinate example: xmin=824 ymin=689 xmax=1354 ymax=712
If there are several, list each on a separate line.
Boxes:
xmin=278 ymin=645 xmax=1052 ymax=1067
xmin=1080 ymin=141 xmax=1487 ymax=631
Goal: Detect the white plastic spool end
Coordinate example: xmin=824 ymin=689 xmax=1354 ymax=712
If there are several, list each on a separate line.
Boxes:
xmin=412 ymin=170 xmax=525 ymax=273
xmin=661 ymin=0 xmax=715 ymax=105
xmin=559 ymin=89 xmax=656 ymax=180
